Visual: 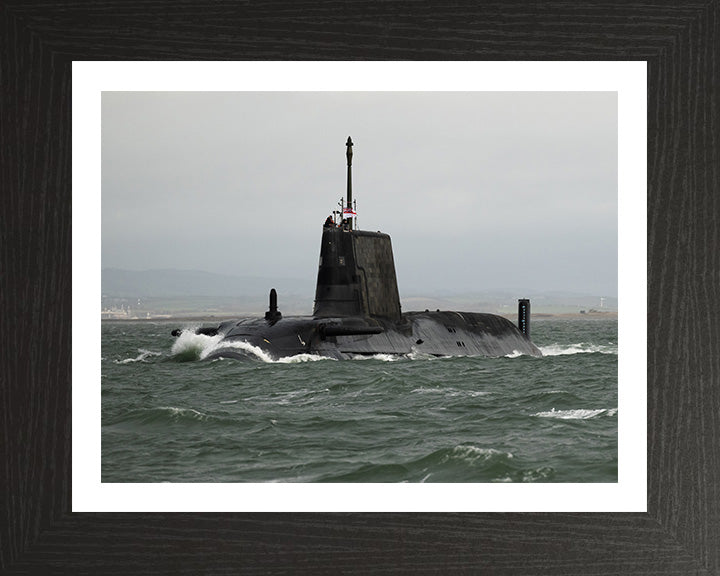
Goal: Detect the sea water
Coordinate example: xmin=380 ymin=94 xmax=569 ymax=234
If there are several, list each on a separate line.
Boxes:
xmin=101 ymin=317 xmax=617 ymax=483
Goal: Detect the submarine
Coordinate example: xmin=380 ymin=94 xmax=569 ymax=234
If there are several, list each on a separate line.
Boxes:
xmin=173 ymin=137 xmax=542 ymax=360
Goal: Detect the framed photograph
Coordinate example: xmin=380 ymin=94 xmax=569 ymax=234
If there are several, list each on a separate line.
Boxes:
xmin=78 ymin=62 xmax=641 ymax=513
xmin=3 ymin=2 xmax=717 ymax=574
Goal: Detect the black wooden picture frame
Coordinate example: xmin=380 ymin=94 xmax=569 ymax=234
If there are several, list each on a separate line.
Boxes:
xmin=2 ymin=2 xmax=718 ymax=574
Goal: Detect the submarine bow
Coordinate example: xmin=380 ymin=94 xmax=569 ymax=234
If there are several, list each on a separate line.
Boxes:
xmin=174 ymin=137 xmax=542 ymax=360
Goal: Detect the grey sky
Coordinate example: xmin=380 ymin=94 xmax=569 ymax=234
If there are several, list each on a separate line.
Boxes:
xmin=102 ymin=91 xmax=617 ymax=297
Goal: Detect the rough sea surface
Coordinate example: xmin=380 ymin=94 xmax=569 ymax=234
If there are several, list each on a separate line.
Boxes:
xmin=101 ymin=317 xmax=617 ymax=483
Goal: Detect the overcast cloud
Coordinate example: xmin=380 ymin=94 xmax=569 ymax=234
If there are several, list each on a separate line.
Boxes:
xmin=102 ymin=91 xmax=617 ymax=297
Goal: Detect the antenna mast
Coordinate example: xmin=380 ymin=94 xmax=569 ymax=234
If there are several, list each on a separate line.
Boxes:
xmin=345 ymin=136 xmax=354 ymax=230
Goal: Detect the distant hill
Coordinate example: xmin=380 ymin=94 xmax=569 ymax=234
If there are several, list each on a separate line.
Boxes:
xmin=102 ymin=268 xmax=313 ymax=298
xmin=102 ymin=268 xmax=617 ymax=317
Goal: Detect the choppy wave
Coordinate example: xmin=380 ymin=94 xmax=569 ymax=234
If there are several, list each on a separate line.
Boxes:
xmin=170 ymin=329 xmax=333 ymax=363
xmin=526 ymin=389 xmax=583 ymax=405
xmin=540 ymin=342 xmax=618 ymax=356
xmin=170 ymin=330 xmax=224 ymax=361
xmin=441 ymin=445 xmax=513 ymax=465
xmin=533 ymin=408 xmax=618 ymax=420
xmin=410 ymin=386 xmax=490 ymax=398
xmin=103 ymin=317 xmax=618 ymax=483
xmin=106 ymin=406 xmax=212 ymax=428
xmin=114 ymin=349 xmax=162 ymax=364
xmin=317 ymin=444 xmax=558 ymax=483
xmin=491 ymin=466 xmax=556 ymax=483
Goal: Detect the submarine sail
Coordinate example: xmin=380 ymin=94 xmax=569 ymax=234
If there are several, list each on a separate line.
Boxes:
xmin=173 ymin=137 xmax=542 ymax=360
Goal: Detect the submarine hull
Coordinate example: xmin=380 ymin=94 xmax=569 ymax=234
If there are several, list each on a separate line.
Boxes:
xmin=203 ymin=311 xmax=541 ymax=361
xmin=174 ymin=137 xmax=543 ymax=361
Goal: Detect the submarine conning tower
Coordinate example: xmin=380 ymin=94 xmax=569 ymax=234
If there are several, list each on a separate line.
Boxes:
xmin=313 ymin=137 xmax=402 ymax=321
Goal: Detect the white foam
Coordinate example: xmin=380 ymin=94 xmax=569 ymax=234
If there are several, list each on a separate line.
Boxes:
xmin=446 ymin=389 xmax=490 ymax=398
xmin=193 ymin=333 xmax=334 ymax=363
xmin=349 ymin=353 xmax=402 ymax=362
xmin=407 ymin=349 xmax=437 ymax=361
xmin=114 ymin=348 xmax=162 ymax=364
xmin=533 ymin=408 xmax=617 ymax=420
xmin=445 ymin=445 xmax=513 ymax=464
xmin=275 ymin=353 xmax=334 ymax=363
xmin=171 ymin=329 xmax=224 ymax=359
xmin=158 ymin=406 xmax=209 ymax=421
xmin=350 ymin=350 xmax=440 ymax=361
xmin=218 ymin=341 xmax=271 ymax=361
xmin=539 ymin=343 xmax=618 ymax=356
